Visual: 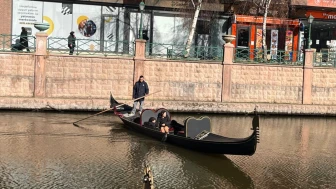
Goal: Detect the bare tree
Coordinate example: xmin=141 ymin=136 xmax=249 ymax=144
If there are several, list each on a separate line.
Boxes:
xmin=168 ymin=0 xmax=225 ymax=58
xmin=184 ymin=0 xmax=203 ymax=57
xmin=254 ymin=0 xmax=272 ymax=61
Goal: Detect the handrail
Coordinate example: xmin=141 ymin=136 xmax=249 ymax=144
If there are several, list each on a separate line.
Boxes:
xmin=0 ymin=34 xmax=36 ymax=53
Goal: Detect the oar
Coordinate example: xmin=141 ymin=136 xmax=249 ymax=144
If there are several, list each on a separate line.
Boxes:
xmin=73 ymin=91 xmax=160 ymax=126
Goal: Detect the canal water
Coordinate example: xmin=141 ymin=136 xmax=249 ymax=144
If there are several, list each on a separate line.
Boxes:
xmin=0 ymin=111 xmax=335 ymax=189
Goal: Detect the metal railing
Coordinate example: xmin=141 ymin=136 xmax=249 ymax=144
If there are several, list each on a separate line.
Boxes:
xmin=234 ymin=48 xmax=303 ymax=66
xmin=0 ymin=34 xmax=36 ymax=53
xmin=146 ymin=43 xmax=223 ymax=61
xmin=314 ymin=52 xmax=336 ymax=67
xmin=47 ymin=37 xmax=135 ymax=57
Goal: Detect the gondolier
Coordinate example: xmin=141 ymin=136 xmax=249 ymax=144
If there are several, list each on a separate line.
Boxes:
xmin=131 ymin=75 xmax=149 ymax=115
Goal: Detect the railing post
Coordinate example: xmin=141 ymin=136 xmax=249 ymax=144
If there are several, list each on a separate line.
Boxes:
xmin=222 ymin=43 xmax=234 ymax=102
xmin=302 ymin=49 xmax=314 ymax=104
xmin=34 ymin=32 xmax=48 ymax=97
xmin=133 ymin=39 xmax=146 ymax=83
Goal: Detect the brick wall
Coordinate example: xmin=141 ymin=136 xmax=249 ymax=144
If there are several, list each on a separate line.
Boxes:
xmin=0 ymin=53 xmax=34 ymax=97
xmin=144 ymin=60 xmax=223 ymax=102
xmin=230 ymin=64 xmax=303 ymax=104
xmin=0 ymin=0 xmax=12 ymax=34
xmin=312 ymin=68 xmax=336 ymax=105
xmin=45 ymin=55 xmax=134 ymax=99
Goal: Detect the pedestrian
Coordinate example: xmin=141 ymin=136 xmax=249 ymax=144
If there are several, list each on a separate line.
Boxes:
xmin=19 ymin=27 xmax=30 ymax=52
xmin=130 ymin=75 xmax=149 ymax=115
xmin=68 ymin=31 xmax=76 ymax=55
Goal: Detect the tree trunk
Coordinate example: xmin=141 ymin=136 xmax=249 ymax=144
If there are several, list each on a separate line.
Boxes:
xmin=262 ymin=0 xmax=271 ymax=62
xmin=184 ymin=0 xmax=202 ymax=58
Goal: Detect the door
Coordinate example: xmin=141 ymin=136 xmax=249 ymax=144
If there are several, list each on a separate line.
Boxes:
xmin=236 ymin=26 xmax=250 ymax=60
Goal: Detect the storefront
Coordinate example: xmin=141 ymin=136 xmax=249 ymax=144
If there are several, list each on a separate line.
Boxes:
xmin=302 ymin=11 xmax=336 ymax=53
xmin=231 ymin=15 xmax=300 ymax=61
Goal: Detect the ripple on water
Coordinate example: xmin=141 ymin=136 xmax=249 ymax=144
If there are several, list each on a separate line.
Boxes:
xmin=0 ymin=112 xmax=336 ymax=188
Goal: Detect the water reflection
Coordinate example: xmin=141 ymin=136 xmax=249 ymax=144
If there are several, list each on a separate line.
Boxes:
xmin=116 ymin=126 xmax=254 ymax=189
xmin=0 ymin=111 xmax=335 ymax=189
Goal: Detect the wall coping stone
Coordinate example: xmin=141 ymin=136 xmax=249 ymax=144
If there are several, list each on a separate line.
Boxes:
xmin=47 ymin=53 xmax=134 ymax=60
xmin=1 ymin=97 xmax=336 ymax=116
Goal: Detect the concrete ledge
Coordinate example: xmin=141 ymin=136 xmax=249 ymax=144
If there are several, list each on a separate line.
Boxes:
xmin=0 ymin=97 xmax=336 ymax=116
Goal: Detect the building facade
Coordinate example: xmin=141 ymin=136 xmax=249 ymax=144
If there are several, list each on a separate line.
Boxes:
xmin=4 ymin=0 xmax=230 ymax=56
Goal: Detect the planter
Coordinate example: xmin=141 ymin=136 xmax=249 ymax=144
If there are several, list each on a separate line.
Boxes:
xmin=34 ymin=22 xmax=50 ymax=32
xmin=222 ymin=35 xmax=236 ymax=44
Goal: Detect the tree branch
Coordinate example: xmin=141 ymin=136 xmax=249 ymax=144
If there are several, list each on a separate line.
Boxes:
xmin=252 ymin=0 xmax=265 ymax=9
xmin=191 ymin=0 xmax=196 ymax=8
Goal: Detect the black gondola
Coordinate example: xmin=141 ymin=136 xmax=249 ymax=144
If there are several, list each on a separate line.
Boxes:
xmin=109 ymin=94 xmax=260 ymax=156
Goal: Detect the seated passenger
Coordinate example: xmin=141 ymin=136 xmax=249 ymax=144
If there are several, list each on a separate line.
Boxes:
xmin=144 ymin=117 xmax=156 ymax=129
xmin=157 ymin=111 xmax=171 ymax=134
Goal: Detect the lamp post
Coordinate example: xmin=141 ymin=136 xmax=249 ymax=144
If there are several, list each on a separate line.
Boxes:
xmin=308 ymin=14 xmax=314 ymax=49
xmin=139 ymin=1 xmax=145 ymax=39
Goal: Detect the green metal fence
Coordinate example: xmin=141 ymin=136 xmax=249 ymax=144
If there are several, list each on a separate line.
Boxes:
xmin=234 ymin=48 xmax=303 ymax=66
xmin=0 ymin=34 xmax=36 ymax=53
xmin=313 ymin=52 xmax=336 ymax=67
xmin=47 ymin=37 xmax=135 ymax=56
xmin=146 ymin=43 xmax=223 ymax=61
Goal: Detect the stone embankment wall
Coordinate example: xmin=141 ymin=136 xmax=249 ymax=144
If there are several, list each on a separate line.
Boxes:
xmin=0 ymin=35 xmax=336 ymax=115
xmin=230 ymin=64 xmax=303 ymax=104
xmin=312 ymin=68 xmax=336 ymax=105
xmin=0 ymin=54 xmax=34 ymax=97
xmin=45 ymin=56 xmax=134 ymax=99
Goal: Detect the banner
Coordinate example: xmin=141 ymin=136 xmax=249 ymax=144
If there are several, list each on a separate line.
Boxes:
xmin=43 ymin=2 xmax=73 ymax=38
xmin=270 ymin=30 xmax=278 ymax=60
xmin=72 ymin=4 xmax=101 ymax=51
xmin=12 ymin=0 xmax=43 ymax=36
xmin=285 ymin=30 xmax=293 ymax=61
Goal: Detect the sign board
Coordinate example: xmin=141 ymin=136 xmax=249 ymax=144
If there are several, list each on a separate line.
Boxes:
xmin=307 ymin=0 xmax=336 ymax=8
xmin=306 ymin=11 xmax=336 ymax=19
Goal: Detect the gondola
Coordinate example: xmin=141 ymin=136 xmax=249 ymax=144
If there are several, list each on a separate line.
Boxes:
xmin=109 ymin=94 xmax=260 ymax=156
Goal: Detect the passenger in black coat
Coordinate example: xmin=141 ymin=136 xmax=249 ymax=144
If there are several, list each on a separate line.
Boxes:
xmin=157 ymin=111 xmax=171 ymax=134
xmin=131 ymin=75 xmax=149 ymax=115
xmin=144 ymin=117 xmax=157 ymax=129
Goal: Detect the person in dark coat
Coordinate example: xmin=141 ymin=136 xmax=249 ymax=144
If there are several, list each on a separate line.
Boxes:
xmin=68 ymin=31 xmax=76 ymax=55
xmin=144 ymin=117 xmax=157 ymax=129
xmin=131 ymin=75 xmax=149 ymax=115
xmin=157 ymin=111 xmax=171 ymax=134
xmin=19 ymin=27 xmax=29 ymax=52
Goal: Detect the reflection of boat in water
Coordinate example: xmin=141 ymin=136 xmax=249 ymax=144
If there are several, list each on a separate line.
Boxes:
xmin=110 ymin=128 xmax=254 ymax=189
xmin=110 ymin=93 xmax=260 ymax=156
xmin=153 ymin=144 xmax=254 ymax=189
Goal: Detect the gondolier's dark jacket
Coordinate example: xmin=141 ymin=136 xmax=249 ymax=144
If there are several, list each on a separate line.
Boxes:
xmin=133 ymin=81 xmax=149 ymax=101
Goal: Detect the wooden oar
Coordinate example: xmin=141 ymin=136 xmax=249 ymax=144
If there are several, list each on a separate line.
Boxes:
xmin=73 ymin=91 xmax=160 ymax=126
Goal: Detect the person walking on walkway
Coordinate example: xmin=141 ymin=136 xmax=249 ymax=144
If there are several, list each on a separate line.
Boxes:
xmin=19 ymin=27 xmax=30 ymax=52
xmin=68 ymin=31 xmax=76 ymax=55
xmin=131 ymin=75 xmax=149 ymax=115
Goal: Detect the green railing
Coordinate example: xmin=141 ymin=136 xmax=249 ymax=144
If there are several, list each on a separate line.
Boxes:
xmin=0 ymin=34 xmax=36 ymax=53
xmin=47 ymin=37 xmax=135 ymax=56
xmin=234 ymin=48 xmax=303 ymax=65
xmin=313 ymin=52 xmax=336 ymax=67
xmin=146 ymin=43 xmax=223 ymax=61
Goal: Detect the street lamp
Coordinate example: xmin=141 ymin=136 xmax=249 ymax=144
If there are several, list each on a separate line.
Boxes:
xmin=308 ymin=14 xmax=314 ymax=49
xmin=139 ymin=1 xmax=145 ymax=39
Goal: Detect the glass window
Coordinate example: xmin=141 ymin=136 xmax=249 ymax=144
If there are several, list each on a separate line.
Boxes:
xmin=237 ymin=27 xmax=249 ymax=47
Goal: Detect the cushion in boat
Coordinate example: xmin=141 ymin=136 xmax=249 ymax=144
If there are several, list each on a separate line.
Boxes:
xmin=140 ymin=108 xmax=171 ymax=126
xmin=184 ymin=116 xmax=211 ymax=139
